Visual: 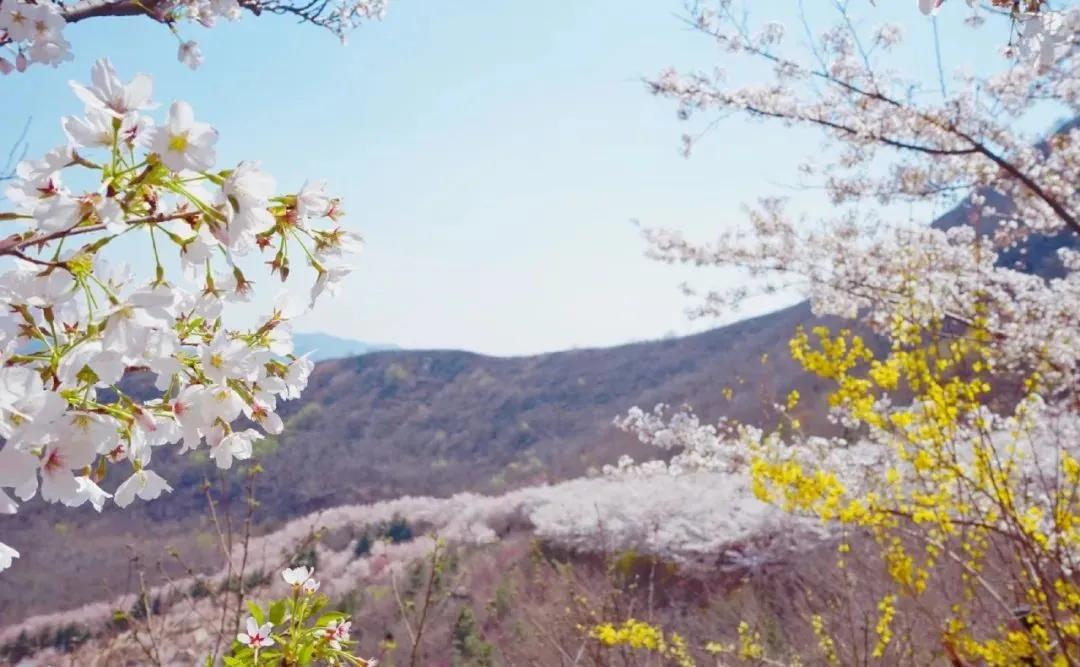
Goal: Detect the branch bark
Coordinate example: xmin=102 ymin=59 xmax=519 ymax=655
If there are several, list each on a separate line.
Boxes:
xmin=60 ymin=0 xmax=166 ymax=22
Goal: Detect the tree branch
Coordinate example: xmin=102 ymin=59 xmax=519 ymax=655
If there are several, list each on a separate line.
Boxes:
xmin=1 ymin=118 xmax=30 ymax=185
xmin=60 ymin=0 xmax=168 ymax=22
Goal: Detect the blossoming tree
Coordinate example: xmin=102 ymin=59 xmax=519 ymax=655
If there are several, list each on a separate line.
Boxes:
xmin=609 ymin=1 xmax=1080 ymax=664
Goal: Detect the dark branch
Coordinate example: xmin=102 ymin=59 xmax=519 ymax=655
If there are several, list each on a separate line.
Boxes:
xmin=60 ymin=0 xmax=167 ymax=22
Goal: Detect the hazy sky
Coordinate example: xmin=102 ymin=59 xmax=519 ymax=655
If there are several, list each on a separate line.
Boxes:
xmin=2 ymin=1 xmax=1023 ymax=356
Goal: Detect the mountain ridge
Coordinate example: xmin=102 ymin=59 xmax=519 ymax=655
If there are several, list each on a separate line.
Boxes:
xmin=291 ymin=332 xmax=398 ymax=362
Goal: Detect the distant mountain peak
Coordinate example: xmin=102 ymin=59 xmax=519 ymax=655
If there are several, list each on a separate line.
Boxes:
xmin=292 ymin=332 xmax=398 ymax=362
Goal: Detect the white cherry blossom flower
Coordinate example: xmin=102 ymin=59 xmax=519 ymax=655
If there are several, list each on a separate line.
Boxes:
xmin=237 ymin=617 xmax=274 ymax=648
xmin=171 ymin=384 xmax=207 ymax=451
xmin=246 ymin=398 xmax=284 ymax=435
xmin=137 ymin=327 xmax=183 ymax=387
xmin=178 ymin=40 xmax=203 ymax=70
xmin=0 ymin=541 xmax=18 ymax=573
xmin=0 ymin=0 xmax=35 ymax=41
xmin=65 ymin=412 xmax=120 ymax=454
xmin=28 ymin=34 xmax=73 ymax=66
xmin=0 ymin=444 xmax=39 ymax=502
xmin=62 ymin=107 xmax=114 ymax=148
xmin=39 ymin=439 xmax=97 ymax=503
xmin=0 ymin=368 xmax=67 ymax=450
xmin=32 ymin=190 xmax=82 ymax=233
xmin=281 ymin=356 xmax=315 ymax=400
xmin=309 ymin=259 xmax=352 ymax=307
xmin=101 ymin=300 xmax=168 ymax=356
xmin=201 ymin=332 xmax=257 ymax=385
xmin=64 ymin=475 xmax=111 ymax=512
xmin=96 ymin=196 xmax=125 ymax=233
xmin=27 ymin=2 xmax=64 ymax=41
xmin=150 ymin=101 xmax=217 ymax=172
xmin=282 ymin=565 xmax=313 ymax=587
xmin=63 ymin=108 xmax=148 ymax=150
xmin=221 ymin=161 xmax=276 ymax=247
xmin=199 ymin=383 xmax=245 ymax=424
xmin=70 ymin=58 xmax=153 ymax=118
xmin=296 ymin=180 xmax=330 ymax=219
xmin=209 ymin=429 xmax=260 ymax=469
xmin=113 ymin=468 xmax=172 ymax=508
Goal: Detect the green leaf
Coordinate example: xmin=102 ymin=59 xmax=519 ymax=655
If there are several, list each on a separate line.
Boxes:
xmin=269 ymin=599 xmax=287 ymax=625
xmin=314 ymin=611 xmax=348 ymax=627
xmin=246 ymin=600 xmax=265 ymax=626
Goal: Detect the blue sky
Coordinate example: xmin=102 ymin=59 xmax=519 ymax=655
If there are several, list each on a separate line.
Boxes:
xmin=1 ymin=1 xmax=1029 ymax=355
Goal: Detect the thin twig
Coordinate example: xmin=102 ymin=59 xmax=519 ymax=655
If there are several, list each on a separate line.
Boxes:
xmin=408 ymin=541 xmax=443 ymax=667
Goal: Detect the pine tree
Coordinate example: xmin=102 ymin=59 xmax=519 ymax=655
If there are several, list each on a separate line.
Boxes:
xmin=451 ymin=606 xmax=494 ymax=667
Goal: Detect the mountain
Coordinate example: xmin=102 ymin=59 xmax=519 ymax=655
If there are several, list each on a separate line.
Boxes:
xmin=0 ymin=303 xmax=830 ymax=625
xmin=291 ymin=332 xmax=398 ymax=362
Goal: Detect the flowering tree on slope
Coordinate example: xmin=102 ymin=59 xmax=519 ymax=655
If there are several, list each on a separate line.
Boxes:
xmin=606 ymin=1 xmax=1080 ymax=664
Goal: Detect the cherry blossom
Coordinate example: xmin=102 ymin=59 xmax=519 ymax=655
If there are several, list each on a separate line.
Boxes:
xmin=0 ymin=0 xmax=70 ymax=69
xmin=113 ymin=469 xmax=173 ymax=509
xmin=309 ymin=259 xmax=353 ymax=307
xmin=282 ymin=565 xmax=314 ymax=587
xmin=0 ymin=59 xmax=359 ymax=572
xmin=177 ymin=40 xmax=203 ymax=70
xmin=209 ymin=429 xmax=260 ymax=469
xmin=237 ymin=616 xmax=274 ymax=648
xmin=69 ymin=59 xmax=153 ymax=117
xmin=0 ymin=542 xmax=17 ymax=571
xmin=220 ymin=161 xmax=277 ymax=250
xmin=325 ymin=620 xmax=351 ymax=650
xmin=0 ymin=0 xmax=389 ymax=74
xmin=245 ymin=398 xmax=284 ymax=434
xmin=67 ymin=476 xmax=111 ymax=511
xmin=38 ymin=439 xmax=97 ymax=504
xmin=150 ymin=101 xmax=218 ymax=172
xmin=297 ymin=180 xmax=331 ymax=219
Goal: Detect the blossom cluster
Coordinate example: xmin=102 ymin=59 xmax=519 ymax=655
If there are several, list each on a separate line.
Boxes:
xmin=230 ymin=566 xmax=375 ymax=666
xmin=644 ymin=1 xmax=1080 ymax=396
xmin=589 ymin=618 xmax=696 ymax=667
xmin=917 ymin=0 xmax=1072 ymax=70
xmin=0 ymin=59 xmax=360 ymax=572
xmin=652 ymin=2 xmax=1079 ymax=225
xmin=0 ymin=0 xmax=71 ymax=73
xmin=0 ymin=0 xmax=389 ymax=74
